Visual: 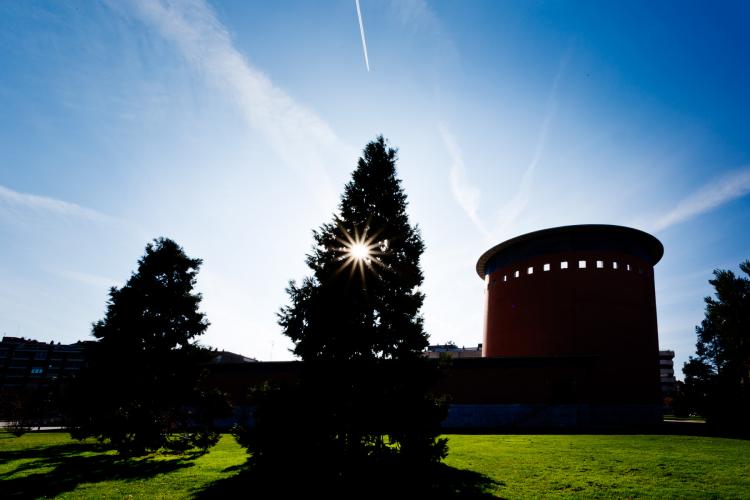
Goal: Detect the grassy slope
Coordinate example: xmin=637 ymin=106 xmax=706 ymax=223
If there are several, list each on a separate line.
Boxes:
xmin=2 ymin=432 xmax=749 ymax=498
xmin=444 ymin=434 xmax=750 ymax=498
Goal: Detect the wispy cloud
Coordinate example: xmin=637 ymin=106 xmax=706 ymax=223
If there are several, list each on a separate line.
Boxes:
xmin=442 ymin=47 xmax=572 ymax=240
xmin=652 ymin=167 xmax=750 ymax=231
xmin=0 ymin=184 xmax=109 ymax=222
xmin=439 ymin=124 xmax=489 ymax=237
xmin=355 ymin=0 xmax=370 ymax=71
xmin=388 ymin=0 xmax=440 ymax=33
xmin=55 ymin=269 xmax=119 ymax=289
xmin=120 ymin=0 xmax=352 ymax=207
xmin=494 ymin=47 xmax=571 ymax=235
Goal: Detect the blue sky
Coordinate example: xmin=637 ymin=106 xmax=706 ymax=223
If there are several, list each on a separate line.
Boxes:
xmin=1 ymin=1 xmax=748 ymax=374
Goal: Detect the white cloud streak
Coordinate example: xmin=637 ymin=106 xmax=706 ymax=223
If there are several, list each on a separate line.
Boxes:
xmin=439 ymin=123 xmax=489 ymax=238
xmin=442 ymin=48 xmax=571 ymax=241
xmin=652 ymin=167 xmax=750 ymax=231
xmin=0 ymin=184 xmax=108 ymax=222
xmin=121 ymin=0 xmax=351 ymax=206
xmin=494 ymin=47 xmax=571 ymax=235
xmin=389 ymin=0 xmax=439 ymax=32
xmin=56 ymin=269 xmax=119 ymax=289
xmin=355 ymin=0 xmax=370 ymax=72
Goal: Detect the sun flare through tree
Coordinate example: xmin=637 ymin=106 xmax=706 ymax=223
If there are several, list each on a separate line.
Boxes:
xmin=233 ymin=136 xmax=447 ymax=487
xmin=335 ymin=224 xmax=389 ymax=281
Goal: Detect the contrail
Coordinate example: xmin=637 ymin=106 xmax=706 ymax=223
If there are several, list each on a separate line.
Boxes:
xmin=355 ymin=0 xmax=370 ymax=71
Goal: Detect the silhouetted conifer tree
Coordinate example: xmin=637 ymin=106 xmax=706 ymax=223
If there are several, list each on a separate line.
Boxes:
xmin=69 ymin=238 xmax=227 ymax=454
xmin=682 ymin=260 xmax=750 ymax=429
xmin=235 ymin=137 xmax=447 ymax=486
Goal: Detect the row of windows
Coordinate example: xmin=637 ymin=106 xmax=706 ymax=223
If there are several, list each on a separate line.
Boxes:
xmin=489 ymin=260 xmax=648 ymax=284
xmin=0 ymin=365 xmax=81 ymax=378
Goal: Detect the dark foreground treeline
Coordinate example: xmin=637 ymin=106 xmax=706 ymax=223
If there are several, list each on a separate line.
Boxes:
xmin=3 ymin=137 xmax=748 ymax=494
xmin=3 ymin=137 xmax=455 ymax=493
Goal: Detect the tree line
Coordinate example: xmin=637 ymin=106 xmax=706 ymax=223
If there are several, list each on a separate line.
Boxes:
xmin=675 ymin=261 xmax=750 ymax=431
xmin=8 ymin=136 xmax=747 ymax=489
xmin=62 ymin=137 xmax=448 ymax=491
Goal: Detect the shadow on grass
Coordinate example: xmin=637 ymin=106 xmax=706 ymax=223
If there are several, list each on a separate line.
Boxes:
xmin=196 ymin=461 xmax=500 ymax=499
xmin=0 ymin=441 xmax=103 ymax=465
xmin=0 ymin=440 xmax=196 ymax=500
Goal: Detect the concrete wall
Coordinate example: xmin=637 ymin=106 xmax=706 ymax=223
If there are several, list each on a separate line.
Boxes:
xmin=444 ymin=404 xmax=662 ymax=429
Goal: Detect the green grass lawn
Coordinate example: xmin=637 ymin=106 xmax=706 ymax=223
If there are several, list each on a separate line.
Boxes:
xmin=444 ymin=434 xmax=750 ymax=498
xmin=2 ymin=432 xmax=749 ymax=498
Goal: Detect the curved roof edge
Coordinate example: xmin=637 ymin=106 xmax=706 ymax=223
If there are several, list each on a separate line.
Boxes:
xmin=476 ymin=224 xmax=664 ymax=279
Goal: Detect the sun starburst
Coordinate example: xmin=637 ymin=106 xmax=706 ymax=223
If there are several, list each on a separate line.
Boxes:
xmin=334 ymin=224 xmax=387 ymax=282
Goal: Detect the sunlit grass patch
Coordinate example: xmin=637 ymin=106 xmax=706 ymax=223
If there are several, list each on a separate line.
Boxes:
xmin=444 ymin=434 xmax=750 ymax=498
xmin=2 ymin=432 xmax=749 ymax=498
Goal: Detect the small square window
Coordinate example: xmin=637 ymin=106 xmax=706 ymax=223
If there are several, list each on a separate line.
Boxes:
xmin=596 ymin=260 xmax=604 ymax=269
xmin=514 ymin=270 xmax=519 ymax=278
xmin=560 ymin=261 xmax=568 ymax=269
xmin=613 ymin=262 xmax=619 ymax=269
xmin=543 ymin=263 xmax=550 ymax=271
xmin=579 ymin=260 xmax=587 ymax=269
xmin=527 ymin=266 xmax=534 ymax=275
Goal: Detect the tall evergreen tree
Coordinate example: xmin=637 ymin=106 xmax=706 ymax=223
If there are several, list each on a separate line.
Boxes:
xmin=69 ymin=238 xmax=226 ymax=454
xmin=281 ymin=135 xmax=430 ymax=362
xmin=236 ymin=137 xmax=447 ymax=484
xmin=682 ymin=260 xmax=750 ymax=428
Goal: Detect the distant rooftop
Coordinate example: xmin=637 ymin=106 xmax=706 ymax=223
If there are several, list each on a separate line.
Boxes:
xmin=425 ymin=343 xmax=482 ymax=359
xmin=211 ymin=350 xmax=257 ymax=364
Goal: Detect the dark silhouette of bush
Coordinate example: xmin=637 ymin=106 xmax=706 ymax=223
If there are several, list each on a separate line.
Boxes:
xmin=1 ymin=385 xmax=58 ymax=436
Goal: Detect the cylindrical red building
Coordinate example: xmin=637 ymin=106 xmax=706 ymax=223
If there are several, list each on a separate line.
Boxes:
xmin=476 ymin=224 xmax=664 ymax=417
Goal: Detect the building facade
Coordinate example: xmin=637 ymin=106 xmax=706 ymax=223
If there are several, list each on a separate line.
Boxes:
xmin=659 ymin=350 xmax=676 ymax=395
xmin=473 ymin=224 xmax=665 ymax=425
xmin=425 ymin=343 xmax=482 ymax=359
xmin=0 ymin=336 xmax=88 ymax=390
